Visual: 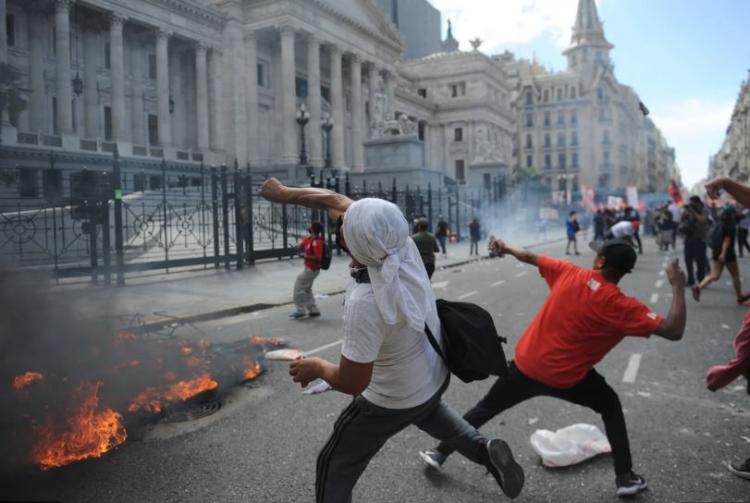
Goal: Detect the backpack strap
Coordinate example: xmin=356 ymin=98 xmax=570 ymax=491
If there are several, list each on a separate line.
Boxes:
xmin=424 ymin=323 xmax=448 ymax=366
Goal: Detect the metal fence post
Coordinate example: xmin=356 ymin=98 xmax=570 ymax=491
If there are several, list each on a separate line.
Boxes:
xmin=211 ymin=166 xmax=220 ymax=268
xmin=101 ymin=173 xmax=111 ymax=286
xmin=160 ymin=158 xmax=170 ymax=273
xmin=455 ymin=186 xmax=461 ymax=242
xmin=345 ymin=173 xmax=351 ymax=198
xmin=391 ymin=177 xmax=397 ymax=203
xmin=282 ymin=203 xmax=289 ymax=254
xmin=221 ymin=165 xmax=230 ymax=270
xmin=112 ymin=145 xmax=125 ymax=286
xmin=428 ymin=183 xmax=433 ymax=229
xmin=246 ymin=167 xmax=255 ymax=265
xmin=233 ymin=161 xmax=244 ymax=270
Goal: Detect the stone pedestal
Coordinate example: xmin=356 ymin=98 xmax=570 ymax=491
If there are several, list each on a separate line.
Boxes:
xmin=364 ymin=136 xmax=425 ymax=171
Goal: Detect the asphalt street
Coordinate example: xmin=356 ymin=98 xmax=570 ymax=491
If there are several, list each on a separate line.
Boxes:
xmin=6 ymin=237 xmax=750 ymax=503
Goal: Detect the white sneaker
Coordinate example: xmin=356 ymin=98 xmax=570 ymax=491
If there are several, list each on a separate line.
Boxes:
xmin=418 ymin=450 xmax=445 ymax=470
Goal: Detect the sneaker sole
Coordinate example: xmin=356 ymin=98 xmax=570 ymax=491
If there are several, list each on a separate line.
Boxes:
xmin=487 ymin=440 xmax=524 ymax=499
xmin=418 ymin=451 xmax=443 ymax=470
xmin=728 ymin=462 xmax=750 ymax=480
xmin=616 ymin=481 xmax=648 ymax=497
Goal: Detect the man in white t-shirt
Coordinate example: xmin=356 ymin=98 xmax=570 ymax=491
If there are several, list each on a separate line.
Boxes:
xmin=259 ymin=178 xmax=525 ymax=502
xmin=608 ymin=220 xmax=637 ymax=245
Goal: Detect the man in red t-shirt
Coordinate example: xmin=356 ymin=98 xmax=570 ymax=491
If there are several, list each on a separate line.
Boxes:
xmin=290 ymin=222 xmax=325 ymax=320
xmin=420 ymin=238 xmax=687 ymax=498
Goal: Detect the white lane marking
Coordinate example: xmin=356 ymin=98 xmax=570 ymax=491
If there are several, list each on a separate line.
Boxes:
xmin=650 ymin=293 xmax=659 ymax=304
xmin=457 ymin=291 xmax=478 ymax=300
xmin=491 ymin=279 xmax=507 ymax=288
xmin=305 ymin=339 xmax=343 ymax=356
xmin=622 ymin=353 xmax=642 ymax=383
xmin=655 ymin=280 xmax=665 ymax=288
xmin=432 ymin=281 xmax=449 ymax=289
xmin=515 ymin=271 xmax=528 ymax=278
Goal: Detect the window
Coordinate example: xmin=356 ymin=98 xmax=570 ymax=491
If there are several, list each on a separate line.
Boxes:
xmin=149 ymin=175 xmax=162 ymax=190
xmin=557 ymin=132 xmax=565 ymax=147
xmin=556 ymin=88 xmax=562 ymax=101
xmin=451 ymin=82 xmax=466 ymax=98
xmin=571 ymin=110 xmax=578 ymax=125
xmin=257 ymin=63 xmax=266 ymax=87
xmin=454 ymin=127 xmax=463 ymax=142
xmin=483 ymin=173 xmax=491 ymax=189
xmin=525 ymin=91 xmax=533 ymax=106
xmin=295 ymin=77 xmax=308 ymax=98
xmin=543 ymin=89 xmax=549 ymax=102
xmin=526 ymin=155 xmax=533 ymax=168
xmin=134 ymin=173 xmax=147 ymax=192
xmin=19 ymin=169 xmax=38 ymax=198
xmin=525 ymin=134 xmax=532 ymax=149
xmin=525 ymin=113 xmax=534 ymax=128
xmin=558 ymin=178 xmax=566 ymax=191
xmin=570 ymin=87 xmax=577 ymax=99
xmin=148 ymin=114 xmax=158 ymax=145
xmin=104 ymin=106 xmax=112 ymax=141
xmin=544 ymin=154 xmax=551 ymax=169
xmin=321 ymin=85 xmax=330 ymax=103
xmin=544 ymin=111 xmax=550 ymax=127
xmin=43 ymin=169 xmax=63 ymax=201
xmin=148 ymin=54 xmax=157 ymax=80
xmin=105 ymin=42 xmax=111 ymax=70
xmin=572 ymin=152 xmax=579 ymax=168
xmin=603 ymin=130 xmax=611 ymax=144
xmin=52 ymin=97 xmax=58 ymax=133
xmin=544 ymin=133 xmax=551 ymax=148
xmin=558 ymin=153 xmax=566 ymax=169
xmin=597 ymin=87 xmax=604 ymax=101
xmin=454 ymin=160 xmax=465 ymax=181
xmin=557 ymin=112 xmax=564 ymax=126
xmin=6 ymin=14 xmax=15 ymax=47
xmin=571 ymin=131 xmax=578 ymax=146
xmin=418 ymin=88 xmax=427 ymax=98
xmin=604 ymin=151 xmax=611 ymax=164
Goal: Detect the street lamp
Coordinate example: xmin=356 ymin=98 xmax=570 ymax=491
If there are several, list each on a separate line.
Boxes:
xmin=296 ymin=104 xmax=310 ymax=172
xmin=321 ymin=112 xmax=334 ymax=177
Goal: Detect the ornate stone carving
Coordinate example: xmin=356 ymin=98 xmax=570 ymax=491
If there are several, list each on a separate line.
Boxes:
xmin=473 ymin=125 xmax=501 ymax=163
xmin=372 ymin=113 xmax=418 ymax=139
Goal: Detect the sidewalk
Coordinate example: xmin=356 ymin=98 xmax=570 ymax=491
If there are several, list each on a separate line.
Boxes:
xmin=59 ymin=232 xmax=563 ymax=329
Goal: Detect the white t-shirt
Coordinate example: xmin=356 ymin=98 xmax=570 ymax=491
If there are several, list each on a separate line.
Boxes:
xmin=341 ymin=282 xmax=448 ymax=409
xmin=610 ymin=220 xmax=635 ymax=238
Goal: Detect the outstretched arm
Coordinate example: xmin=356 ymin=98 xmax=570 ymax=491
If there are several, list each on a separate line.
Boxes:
xmin=489 ymin=238 xmax=539 ymax=266
xmin=706 ymin=177 xmax=750 ymax=207
xmin=258 ymin=177 xmax=353 ymax=221
xmin=653 ymin=259 xmax=686 ymax=341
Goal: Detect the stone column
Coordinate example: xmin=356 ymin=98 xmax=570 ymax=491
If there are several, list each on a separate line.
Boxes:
xmin=195 ymin=42 xmax=210 ymax=151
xmin=229 ymin=22 xmax=247 ymax=163
xmin=349 ymin=54 xmax=364 ymax=171
xmin=384 ymin=69 xmax=396 ymax=121
xmin=279 ymin=25 xmax=297 ymax=163
xmin=155 ymin=29 xmax=171 ymax=146
xmin=329 ymin=44 xmax=345 ymax=169
xmin=54 ymin=0 xmax=73 ymax=134
xmin=130 ymin=42 xmax=145 ymax=144
xmin=208 ymin=48 xmax=223 ymax=152
xmin=0 ymin=0 xmax=7 ymax=62
xmin=110 ymin=13 xmax=128 ymax=142
xmin=29 ymin=11 xmax=47 ymax=132
xmin=244 ymin=32 xmax=259 ymax=163
xmin=82 ymin=28 xmax=99 ymax=138
xmin=306 ymin=34 xmax=322 ymax=167
xmin=367 ymin=62 xmax=378 ymax=138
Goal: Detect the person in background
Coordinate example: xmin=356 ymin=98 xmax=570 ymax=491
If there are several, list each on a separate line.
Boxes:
xmin=412 ymin=219 xmax=440 ymax=279
xmin=290 ymin=222 xmax=325 ymax=320
xmin=623 ymin=207 xmax=643 ymax=254
xmin=668 ymin=202 xmax=682 ymax=249
xmin=736 ymin=206 xmax=750 ymax=257
xmin=680 ymin=196 xmax=710 ymax=288
xmin=607 ymin=220 xmax=637 ymax=248
xmin=593 ymin=209 xmax=606 ymax=242
xmin=692 ymin=206 xmax=750 ymax=305
xmin=566 ymin=211 xmax=581 ymax=255
xmin=656 ymin=207 xmax=677 ymax=251
xmin=468 ymin=217 xmax=481 ymax=256
xmin=435 ymin=216 xmax=449 ymax=257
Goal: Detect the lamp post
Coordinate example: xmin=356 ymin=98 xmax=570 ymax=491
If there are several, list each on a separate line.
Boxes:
xmin=321 ymin=112 xmax=334 ymax=177
xmin=296 ymin=104 xmax=310 ymax=174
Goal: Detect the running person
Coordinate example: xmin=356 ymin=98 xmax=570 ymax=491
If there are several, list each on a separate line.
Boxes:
xmin=290 ymin=222 xmax=325 ymax=319
xmin=258 ymin=178 xmax=525 ymax=502
xmin=419 ymin=238 xmax=687 ymax=498
xmin=565 ymin=211 xmax=581 ymax=255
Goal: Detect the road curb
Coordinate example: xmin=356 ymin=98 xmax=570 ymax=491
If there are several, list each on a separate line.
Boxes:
xmin=127 ymin=237 xmax=566 ymax=333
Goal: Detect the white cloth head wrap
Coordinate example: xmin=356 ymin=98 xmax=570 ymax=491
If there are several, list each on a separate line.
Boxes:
xmin=343 ymin=198 xmax=434 ymax=332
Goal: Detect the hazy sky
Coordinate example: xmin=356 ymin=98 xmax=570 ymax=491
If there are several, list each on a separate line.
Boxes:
xmin=427 ymin=0 xmax=750 ymax=188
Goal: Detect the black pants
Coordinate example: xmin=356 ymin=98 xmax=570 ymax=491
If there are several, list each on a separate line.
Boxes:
xmin=738 ymin=228 xmax=750 ymax=257
xmin=424 ymin=262 xmax=435 ymax=279
xmin=684 ymin=239 xmax=708 ymax=286
xmin=437 ymin=362 xmax=633 ymax=476
xmin=437 ymin=235 xmax=447 ymax=255
xmin=633 ymin=231 xmax=643 ymax=253
xmin=470 ymin=239 xmax=479 ymax=256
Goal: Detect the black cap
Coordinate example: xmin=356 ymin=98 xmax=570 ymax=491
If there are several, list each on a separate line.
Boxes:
xmin=589 ymin=238 xmax=637 ymax=274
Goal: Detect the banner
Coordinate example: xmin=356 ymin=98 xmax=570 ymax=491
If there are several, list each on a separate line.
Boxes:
xmin=626 ymin=186 xmax=639 ymax=208
xmin=607 ymin=196 xmax=625 ymax=210
xmin=581 ymin=185 xmax=596 ymax=213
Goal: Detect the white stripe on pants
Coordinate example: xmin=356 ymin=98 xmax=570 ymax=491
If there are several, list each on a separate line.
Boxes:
xmin=294 ymin=267 xmax=320 ymax=314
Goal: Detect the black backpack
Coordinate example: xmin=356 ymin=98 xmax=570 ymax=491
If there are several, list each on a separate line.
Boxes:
xmin=319 ymin=238 xmax=332 ymax=270
xmin=424 ymin=299 xmax=508 ymax=383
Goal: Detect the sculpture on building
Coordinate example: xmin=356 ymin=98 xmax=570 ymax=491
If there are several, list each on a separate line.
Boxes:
xmin=473 ymin=125 xmax=502 ymax=163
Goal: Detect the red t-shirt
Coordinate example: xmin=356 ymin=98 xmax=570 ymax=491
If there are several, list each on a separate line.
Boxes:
xmin=301 ymin=236 xmax=325 ymax=270
xmin=514 ymin=256 xmax=664 ymax=389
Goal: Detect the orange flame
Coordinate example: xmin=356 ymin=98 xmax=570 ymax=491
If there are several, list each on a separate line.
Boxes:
xmin=115 ymin=330 xmax=137 ymax=342
xmin=250 ymin=336 xmax=282 ymax=346
xmin=31 ymin=382 xmax=127 ymax=471
xmin=180 ymin=346 xmax=193 ymax=356
xmin=127 ymin=373 xmax=219 ymax=414
xmin=199 ymin=339 xmax=210 ymax=351
xmin=12 ymin=371 xmax=44 ymax=391
xmin=243 ymin=358 xmax=262 ymax=381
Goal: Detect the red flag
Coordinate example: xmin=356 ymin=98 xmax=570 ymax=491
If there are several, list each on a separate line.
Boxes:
xmin=668 ymin=179 xmax=683 ymax=206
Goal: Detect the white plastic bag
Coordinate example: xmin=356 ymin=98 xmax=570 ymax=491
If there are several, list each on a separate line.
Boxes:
xmin=529 ymin=423 xmax=611 ymax=468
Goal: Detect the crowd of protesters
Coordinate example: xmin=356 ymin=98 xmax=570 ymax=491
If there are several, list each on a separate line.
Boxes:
xmin=258 ymin=175 xmax=749 ymax=502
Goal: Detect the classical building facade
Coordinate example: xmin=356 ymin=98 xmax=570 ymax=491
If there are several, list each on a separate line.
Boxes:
xmin=709 ymin=72 xmax=750 ymax=183
xmin=500 ymin=0 xmax=678 ymax=194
